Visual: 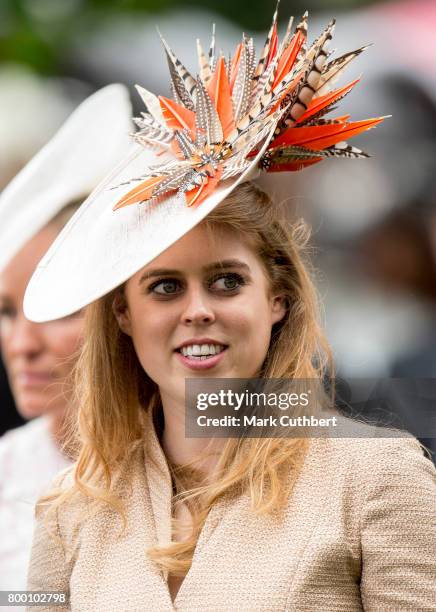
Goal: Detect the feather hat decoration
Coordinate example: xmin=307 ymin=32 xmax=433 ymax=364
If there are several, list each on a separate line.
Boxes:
xmin=24 ymin=6 xmax=387 ymax=323
xmin=113 ymin=6 xmax=385 ymax=211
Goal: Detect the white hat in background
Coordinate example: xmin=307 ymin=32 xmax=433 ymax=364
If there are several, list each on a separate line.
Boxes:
xmin=24 ymin=8 xmax=385 ymax=323
xmin=0 ymin=83 xmax=133 ymax=275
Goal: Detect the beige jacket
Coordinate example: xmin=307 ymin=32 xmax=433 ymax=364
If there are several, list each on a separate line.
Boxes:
xmin=27 ymin=413 xmax=436 ymax=612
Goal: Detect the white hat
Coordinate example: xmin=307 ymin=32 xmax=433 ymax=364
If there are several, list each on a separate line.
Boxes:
xmin=24 ymin=9 xmax=385 ymax=322
xmin=0 ymin=83 xmax=132 ymax=274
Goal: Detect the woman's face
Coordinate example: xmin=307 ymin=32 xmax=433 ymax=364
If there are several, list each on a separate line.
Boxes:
xmin=0 ymin=224 xmax=84 ymax=420
xmin=117 ymin=224 xmax=286 ymax=404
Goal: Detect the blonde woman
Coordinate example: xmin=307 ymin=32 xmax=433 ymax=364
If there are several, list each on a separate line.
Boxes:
xmin=0 ymin=84 xmax=131 ymax=596
xmin=24 ymin=9 xmax=435 ymax=612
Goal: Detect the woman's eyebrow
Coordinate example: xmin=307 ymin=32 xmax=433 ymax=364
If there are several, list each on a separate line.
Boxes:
xmin=138 ymin=260 xmax=250 ymax=285
xmin=203 ymin=259 xmax=251 ymax=273
xmin=138 ymin=268 xmax=181 ymax=284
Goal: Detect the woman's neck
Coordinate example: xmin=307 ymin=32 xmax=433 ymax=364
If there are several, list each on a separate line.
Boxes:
xmin=159 ymin=391 xmax=225 ymax=476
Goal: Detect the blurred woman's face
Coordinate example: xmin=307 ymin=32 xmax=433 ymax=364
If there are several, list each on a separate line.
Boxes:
xmin=116 ymin=224 xmax=286 ymax=405
xmin=0 ymin=225 xmax=84 ymax=420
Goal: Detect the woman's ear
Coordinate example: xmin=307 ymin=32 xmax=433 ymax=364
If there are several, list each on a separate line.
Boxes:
xmin=270 ymin=294 xmax=287 ymax=325
xmin=112 ymin=290 xmax=132 ymax=336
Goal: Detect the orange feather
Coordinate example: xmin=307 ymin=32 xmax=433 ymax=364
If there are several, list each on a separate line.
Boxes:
xmin=185 ymin=167 xmax=223 ymax=207
xmin=159 ymin=96 xmax=196 ymax=140
xmin=113 ymin=176 xmax=164 ymax=210
xmin=270 ymin=117 xmax=385 ymax=151
xmin=267 ymin=23 xmax=278 ymax=66
xmin=273 ymin=31 xmax=305 ymax=89
xmin=296 ymin=78 xmax=360 ymax=125
xmin=207 ymin=56 xmax=235 ymax=138
xmin=302 ymin=117 xmax=385 ymax=150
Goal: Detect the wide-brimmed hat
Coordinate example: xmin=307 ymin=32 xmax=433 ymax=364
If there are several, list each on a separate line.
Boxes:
xmin=24 ymin=7 xmax=385 ymax=322
xmin=0 ymin=84 xmax=132 ymax=275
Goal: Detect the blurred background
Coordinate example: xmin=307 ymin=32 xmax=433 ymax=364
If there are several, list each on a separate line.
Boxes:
xmin=1 ymin=0 xmax=436 ymax=436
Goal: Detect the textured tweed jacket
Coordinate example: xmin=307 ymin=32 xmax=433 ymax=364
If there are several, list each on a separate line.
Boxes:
xmin=27 ymin=412 xmax=436 ymax=612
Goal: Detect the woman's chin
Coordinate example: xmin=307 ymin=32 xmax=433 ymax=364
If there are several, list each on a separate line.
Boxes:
xmin=15 ymin=391 xmax=60 ymax=421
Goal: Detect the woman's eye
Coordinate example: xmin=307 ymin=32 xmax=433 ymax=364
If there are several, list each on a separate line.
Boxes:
xmin=211 ymin=273 xmax=245 ymax=292
xmin=150 ymin=279 xmax=181 ymax=295
xmin=0 ymin=306 xmax=15 ymax=319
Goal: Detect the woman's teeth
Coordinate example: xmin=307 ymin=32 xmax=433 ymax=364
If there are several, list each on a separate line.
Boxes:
xmin=180 ymin=344 xmax=225 ymax=360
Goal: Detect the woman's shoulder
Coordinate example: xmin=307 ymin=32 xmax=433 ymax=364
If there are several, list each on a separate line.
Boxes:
xmin=36 ymin=443 xmax=146 ymax=533
xmin=299 ymin=420 xmax=436 ymax=558
xmin=307 ymin=417 xmax=435 ymax=495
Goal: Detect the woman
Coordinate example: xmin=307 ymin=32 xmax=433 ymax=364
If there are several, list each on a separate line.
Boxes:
xmin=0 ymin=84 xmax=132 ymax=595
xmin=25 ymin=9 xmax=435 ymax=611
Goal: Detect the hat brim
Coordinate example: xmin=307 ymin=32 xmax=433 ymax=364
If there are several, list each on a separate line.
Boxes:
xmin=24 ymin=124 xmax=275 ymax=322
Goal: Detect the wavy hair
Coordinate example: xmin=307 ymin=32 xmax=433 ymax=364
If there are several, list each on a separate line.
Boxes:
xmin=40 ymin=181 xmax=333 ymax=576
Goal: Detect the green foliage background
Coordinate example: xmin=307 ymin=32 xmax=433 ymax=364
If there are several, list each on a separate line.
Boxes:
xmin=0 ymin=0 xmax=379 ymax=74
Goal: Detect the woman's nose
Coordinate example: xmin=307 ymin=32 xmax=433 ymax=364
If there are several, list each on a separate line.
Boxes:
xmin=4 ymin=315 xmax=44 ymax=360
xmin=181 ymin=287 xmax=216 ymax=325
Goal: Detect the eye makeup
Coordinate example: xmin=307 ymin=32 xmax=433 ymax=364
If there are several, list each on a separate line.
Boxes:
xmin=146 ymin=271 xmax=249 ymax=298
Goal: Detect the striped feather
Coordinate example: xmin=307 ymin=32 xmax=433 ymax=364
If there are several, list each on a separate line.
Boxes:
xmin=296 ymin=78 xmax=360 ymax=126
xmin=246 ymin=37 xmax=256 ymax=74
xmin=222 ymin=159 xmax=251 ymax=179
xmin=229 ymin=42 xmax=243 ymax=92
xmin=303 ymin=114 xmax=350 ymax=126
xmin=274 ymin=20 xmax=336 ymax=134
xmin=195 ymin=78 xmax=223 ymax=145
xmin=224 ymin=104 xmax=283 ymax=156
xmin=209 ymin=23 xmax=216 ymax=70
xmin=254 ymin=28 xmax=287 ymax=102
xmin=135 ymin=85 xmax=165 ymax=124
xmin=159 ymin=32 xmax=197 ymax=110
xmin=322 ymin=142 xmax=369 ymax=158
xmin=152 ymin=167 xmax=196 ymax=197
xmin=253 ymin=1 xmax=279 ymax=81
xmin=277 ymin=16 xmax=294 ymax=57
xmin=233 ymin=38 xmax=254 ymax=122
xmin=267 ymin=142 xmax=368 ymax=164
xmin=197 ymin=39 xmax=213 ymax=85
xmin=177 ymin=168 xmax=209 ymax=193
xmin=133 ymin=126 xmax=173 ymax=149
xmin=174 ymin=129 xmax=198 ymax=159
xmin=315 ymin=45 xmax=369 ymax=96
xmin=294 ymin=11 xmax=308 ymax=63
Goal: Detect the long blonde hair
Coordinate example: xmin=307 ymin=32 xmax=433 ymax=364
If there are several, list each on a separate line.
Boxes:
xmin=42 ymin=181 xmax=333 ymax=576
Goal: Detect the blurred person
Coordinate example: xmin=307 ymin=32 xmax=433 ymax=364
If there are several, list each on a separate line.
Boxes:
xmin=0 ymin=84 xmax=132 ymax=597
xmin=0 ymin=357 xmax=23 ymax=436
xmin=353 ymin=173 xmax=436 ymax=460
xmin=24 ymin=10 xmax=435 ymax=611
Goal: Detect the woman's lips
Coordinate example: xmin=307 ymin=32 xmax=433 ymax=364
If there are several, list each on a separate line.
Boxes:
xmin=16 ymin=372 xmax=54 ymax=387
xmin=175 ymin=347 xmax=227 ymax=371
